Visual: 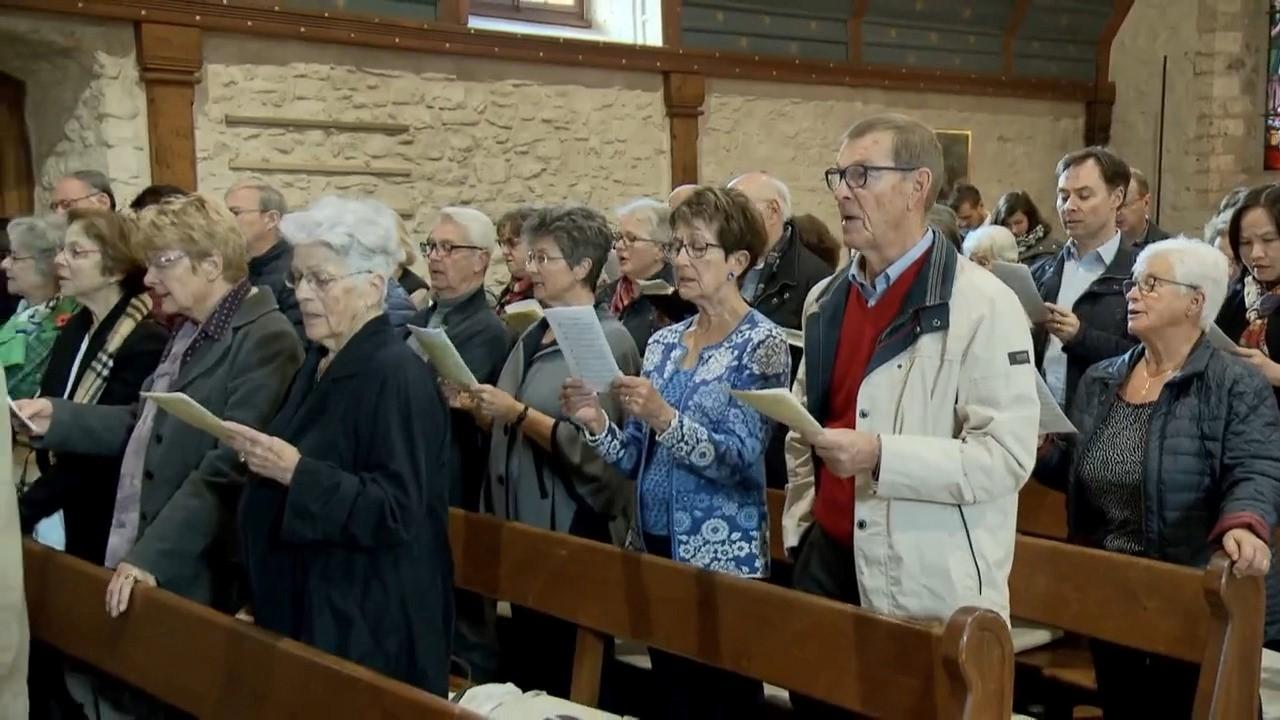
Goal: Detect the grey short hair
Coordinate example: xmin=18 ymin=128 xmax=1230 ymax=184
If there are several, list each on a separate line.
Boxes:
xmin=926 ymin=203 xmax=962 ymax=249
xmin=280 ymin=196 xmax=400 ymax=282
xmin=1203 ymin=211 xmax=1232 ymax=246
xmin=227 ymin=178 xmax=288 ymax=216
xmin=962 ymin=225 xmax=1019 ymax=263
xmin=842 ymin=114 xmax=945 ymax=207
xmin=523 ymin=205 xmax=613 ymax=290
xmin=615 ymin=198 xmax=673 ymax=245
xmin=67 ymin=170 xmax=116 ymax=210
xmin=437 ymin=207 xmax=497 ymax=252
xmin=5 ymin=215 xmax=62 ymax=281
xmin=1136 ymin=236 xmax=1229 ymax=329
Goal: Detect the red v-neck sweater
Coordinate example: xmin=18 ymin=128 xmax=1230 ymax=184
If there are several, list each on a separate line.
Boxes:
xmin=813 ymin=254 xmax=929 ymax=546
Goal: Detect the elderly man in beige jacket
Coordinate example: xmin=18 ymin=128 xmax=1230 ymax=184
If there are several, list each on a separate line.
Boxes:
xmin=782 ymin=115 xmax=1038 ymax=718
xmin=1 ymin=371 xmax=30 ymax=717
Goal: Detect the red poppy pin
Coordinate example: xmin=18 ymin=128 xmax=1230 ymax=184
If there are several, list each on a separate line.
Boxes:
xmin=54 ymin=313 xmax=70 ymax=328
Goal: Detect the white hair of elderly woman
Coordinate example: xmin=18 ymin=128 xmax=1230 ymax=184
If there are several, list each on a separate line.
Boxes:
xmin=961 ymin=225 xmax=1019 ymax=263
xmin=1135 ymin=236 xmax=1229 ymax=330
xmin=437 ymin=207 xmax=497 ymax=252
xmin=615 ymin=198 xmax=673 ymax=245
xmin=280 ymin=196 xmax=402 ymax=279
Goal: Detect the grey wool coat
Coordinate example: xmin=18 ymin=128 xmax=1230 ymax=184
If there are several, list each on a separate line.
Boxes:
xmin=484 ymin=309 xmax=641 ymax=545
xmin=43 ymin=288 xmax=303 ymax=609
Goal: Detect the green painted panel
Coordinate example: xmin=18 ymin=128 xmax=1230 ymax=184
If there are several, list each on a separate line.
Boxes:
xmin=682 ymin=30 xmax=847 ymax=61
xmin=683 ymin=6 xmax=848 ymax=43
xmin=278 ymin=0 xmax=437 ymax=22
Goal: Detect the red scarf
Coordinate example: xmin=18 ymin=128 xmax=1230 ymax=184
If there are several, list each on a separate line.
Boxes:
xmin=609 ymin=276 xmax=639 ymax=316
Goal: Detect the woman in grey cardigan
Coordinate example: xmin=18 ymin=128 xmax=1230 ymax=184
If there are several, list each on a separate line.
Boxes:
xmin=15 ymin=195 xmax=303 ymax=616
xmin=464 ymin=205 xmax=640 ymax=697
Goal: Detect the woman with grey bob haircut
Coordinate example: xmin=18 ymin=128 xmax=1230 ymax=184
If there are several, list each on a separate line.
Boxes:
xmin=1036 ymin=236 xmax=1280 ymax=716
xmin=467 ymin=205 xmax=641 ymax=698
xmin=0 ymin=216 xmax=78 ymax=399
xmin=229 ymin=194 xmax=456 ymax=695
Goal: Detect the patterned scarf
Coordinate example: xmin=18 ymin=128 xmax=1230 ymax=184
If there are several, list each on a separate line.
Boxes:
xmin=1240 ymin=275 xmax=1280 ymax=356
xmin=70 ymin=293 xmax=153 ymax=405
xmin=609 ymin=276 xmax=639 ymax=316
xmin=1015 ymin=224 xmax=1049 ymax=254
xmin=498 ymin=277 xmax=534 ymax=314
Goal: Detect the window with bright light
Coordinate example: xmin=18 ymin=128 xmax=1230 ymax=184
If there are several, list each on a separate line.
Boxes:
xmin=471 ymin=0 xmax=589 ymax=28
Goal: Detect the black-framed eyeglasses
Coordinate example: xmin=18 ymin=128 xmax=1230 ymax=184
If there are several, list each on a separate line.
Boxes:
xmin=823 ymin=164 xmax=920 ymax=192
xmin=663 ymin=240 xmax=723 ymax=261
xmin=421 ymin=240 xmax=484 ymax=258
xmin=1122 ymin=275 xmax=1201 ymax=296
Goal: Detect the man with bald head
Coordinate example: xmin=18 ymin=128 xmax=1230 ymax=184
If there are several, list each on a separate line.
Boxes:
xmin=49 ymin=170 xmax=115 ymax=214
xmin=667 ymin=184 xmax=698 ymax=208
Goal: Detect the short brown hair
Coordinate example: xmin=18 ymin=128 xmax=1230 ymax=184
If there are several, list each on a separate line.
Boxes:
xmin=131 ymin=194 xmax=249 ymax=282
xmin=841 ymin=113 xmax=946 ymax=206
xmin=1055 ymin=146 xmax=1131 ymax=195
xmin=65 ymin=208 xmax=145 ymax=287
xmin=670 ymin=186 xmax=768 ymax=275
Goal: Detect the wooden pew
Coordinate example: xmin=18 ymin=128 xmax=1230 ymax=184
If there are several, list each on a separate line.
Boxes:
xmin=448 ymin=508 xmax=1016 ymax=718
xmin=763 ymin=487 xmax=1266 ymax=718
xmin=23 ymin=540 xmax=480 ymax=720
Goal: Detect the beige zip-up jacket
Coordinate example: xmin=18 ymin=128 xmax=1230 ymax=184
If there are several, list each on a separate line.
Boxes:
xmin=783 ymin=238 xmax=1038 ymax=622
xmin=0 ymin=368 xmax=29 ymax=717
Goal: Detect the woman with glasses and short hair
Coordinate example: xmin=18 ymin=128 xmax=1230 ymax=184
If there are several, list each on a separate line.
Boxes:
xmin=596 ymin=197 xmax=694 ymax=353
xmin=1036 ymin=236 xmax=1280 ymax=717
xmin=563 ymin=186 xmax=790 ymax=719
xmin=467 ymin=205 xmax=641 ymax=698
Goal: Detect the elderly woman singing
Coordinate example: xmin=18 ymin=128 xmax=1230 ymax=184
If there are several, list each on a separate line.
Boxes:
xmin=1037 ymin=236 xmax=1280 ymax=718
xmin=563 ymin=186 xmax=790 ymax=719
xmin=228 ymin=197 xmax=455 ymax=696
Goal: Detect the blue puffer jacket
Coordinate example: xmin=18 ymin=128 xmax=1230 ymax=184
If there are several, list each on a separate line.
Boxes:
xmin=589 ymin=311 xmax=789 ymax=577
xmin=1038 ymin=337 xmax=1280 ymax=640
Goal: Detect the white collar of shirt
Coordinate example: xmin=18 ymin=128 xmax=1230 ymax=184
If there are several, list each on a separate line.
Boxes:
xmin=1064 ymin=231 xmax=1122 ymax=269
xmin=849 ymin=229 xmax=934 ymax=306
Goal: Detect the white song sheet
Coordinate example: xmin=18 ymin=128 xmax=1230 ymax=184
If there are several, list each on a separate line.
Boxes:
xmin=141 ymin=391 xmax=234 ymax=442
xmin=1034 ymin=375 xmax=1077 ymax=434
xmin=408 ymin=325 xmax=479 ymax=388
xmin=636 ymin=278 xmax=675 ymax=296
xmin=730 ymin=388 xmax=823 ymax=437
xmin=1205 ymin=323 xmax=1237 ymax=352
xmin=991 ymin=261 xmax=1050 ymax=324
xmin=503 ymin=298 xmax=544 ymax=335
xmin=543 ymin=306 xmax=623 ymax=392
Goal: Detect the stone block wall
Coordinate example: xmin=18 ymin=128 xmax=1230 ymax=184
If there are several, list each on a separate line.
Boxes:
xmin=701 ymin=79 xmax=1086 ymax=237
xmin=195 ymin=34 xmax=671 ymax=237
xmin=0 ymin=12 xmax=150 ymax=211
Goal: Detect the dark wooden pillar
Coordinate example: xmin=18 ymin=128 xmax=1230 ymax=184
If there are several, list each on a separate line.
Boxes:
xmin=135 ymin=22 xmax=202 ymax=191
xmin=436 ymin=0 xmax=470 ymax=26
xmin=663 ymin=72 xmax=704 ymax=187
xmin=662 ymin=0 xmax=682 ymax=47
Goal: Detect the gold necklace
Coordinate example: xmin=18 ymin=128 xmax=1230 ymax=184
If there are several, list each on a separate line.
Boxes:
xmin=1140 ymin=359 xmax=1178 ymax=395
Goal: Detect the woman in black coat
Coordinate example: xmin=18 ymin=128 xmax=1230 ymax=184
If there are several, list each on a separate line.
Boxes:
xmin=226 ymin=196 xmax=454 ymax=696
xmin=1037 ymin=238 xmax=1280 ymax=719
xmin=1216 ymin=184 xmax=1280 ymax=409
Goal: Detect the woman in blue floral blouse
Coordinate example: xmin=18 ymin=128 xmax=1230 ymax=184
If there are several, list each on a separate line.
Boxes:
xmin=563 ymin=185 xmax=790 ymax=719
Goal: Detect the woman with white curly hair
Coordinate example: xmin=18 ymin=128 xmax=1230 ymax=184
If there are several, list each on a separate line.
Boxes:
xmin=228 ymin=196 xmax=455 ymax=696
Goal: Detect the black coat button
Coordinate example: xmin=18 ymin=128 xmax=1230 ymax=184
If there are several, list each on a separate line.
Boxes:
xmin=154 ymin=434 xmax=163 ymax=445
xmin=858 ymin=409 xmax=870 ymax=419
xmin=856 ymin=520 xmax=867 ymax=530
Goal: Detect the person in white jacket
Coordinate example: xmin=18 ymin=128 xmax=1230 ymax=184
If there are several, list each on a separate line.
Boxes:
xmin=0 ymin=371 xmax=30 ymax=718
xmin=782 ymin=114 xmax=1038 ymax=716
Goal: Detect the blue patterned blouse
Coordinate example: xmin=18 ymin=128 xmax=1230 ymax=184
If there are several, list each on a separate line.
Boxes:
xmin=586 ymin=310 xmax=789 ymax=577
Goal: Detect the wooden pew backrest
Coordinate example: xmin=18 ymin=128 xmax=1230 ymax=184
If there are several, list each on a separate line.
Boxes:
xmin=23 ymin=540 xmax=480 ymax=720
xmin=1010 ymin=535 xmax=1264 ymax=720
xmin=449 ymin=509 xmax=1014 ymax=718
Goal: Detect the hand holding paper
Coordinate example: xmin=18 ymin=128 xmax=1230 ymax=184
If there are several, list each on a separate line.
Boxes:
xmin=730 ymin=388 xmax=822 ymax=437
xmin=142 ymin=391 xmax=234 ymax=442
xmin=543 ymin=306 xmax=622 ymax=392
xmin=408 ymin=325 xmax=479 ymax=387
xmin=8 ymin=397 xmax=41 ymax=435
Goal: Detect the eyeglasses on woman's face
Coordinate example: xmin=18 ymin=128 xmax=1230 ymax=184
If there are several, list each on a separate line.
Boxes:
xmin=662 ymin=237 xmax=723 ymax=262
xmin=613 ymin=231 xmax=658 ymax=250
xmin=285 ymin=269 xmax=371 ymax=291
xmin=145 ymin=250 xmax=188 ymax=272
xmin=525 ymin=250 xmax=568 ymax=268
xmin=57 ymin=244 xmax=102 ymax=262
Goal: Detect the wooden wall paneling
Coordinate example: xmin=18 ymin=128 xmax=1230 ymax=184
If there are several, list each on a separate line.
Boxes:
xmin=135 ymin=21 xmax=202 ymax=191
xmin=1002 ymin=0 xmax=1031 ymax=76
xmin=847 ymin=0 xmax=868 ymax=65
xmin=1085 ymin=0 xmax=1135 ymax=146
xmin=662 ymin=0 xmax=681 ymax=48
xmin=663 ymin=71 xmax=704 ymax=188
xmin=0 ymin=0 xmax=1097 ymax=103
xmin=435 ymin=0 xmax=469 ymax=27
xmin=0 ymin=71 xmax=34 ymax=217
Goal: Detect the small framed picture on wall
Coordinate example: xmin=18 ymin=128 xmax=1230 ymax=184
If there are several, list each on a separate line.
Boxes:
xmin=935 ymin=129 xmax=972 ymax=200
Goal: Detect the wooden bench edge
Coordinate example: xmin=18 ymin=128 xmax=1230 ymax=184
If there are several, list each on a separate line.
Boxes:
xmin=937 ymin=606 xmax=1015 ymax=719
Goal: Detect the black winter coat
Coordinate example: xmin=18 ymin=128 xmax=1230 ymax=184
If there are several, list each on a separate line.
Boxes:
xmin=1038 ymin=338 xmax=1280 ymax=640
xmin=238 ymin=315 xmax=456 ymax=695
xmin=1031 ymin=240 xmax=1140 ymax=411
xmin=1217 ymin=282 xmax=1280 ymax=410
xmin=595 ymin=264 xmax=694 ymax=356
xmin=248 ymin=240 xmax=303 ymax=339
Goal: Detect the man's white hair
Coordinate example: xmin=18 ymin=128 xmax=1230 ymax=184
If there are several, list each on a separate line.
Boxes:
xmin=961 ymin=225 xmax=1019 ymax=263
xmin=437 ymin=207 xmax=497 ymax=253
xmin=1135 ymin=236 xmax=1229 ymax=330
xmin=728 ymin=173 xmax=793 ymax=220
xmin=279 ymin=195 xmax=401 ymax=279
xmin=615 ymin=198 xmax=673 ymax=244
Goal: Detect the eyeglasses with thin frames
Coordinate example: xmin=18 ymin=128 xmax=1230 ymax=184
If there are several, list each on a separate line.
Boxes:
xmin=1123 ymin=275 xmax=1200 ymax=296
xmin=823 ymin=164 xmax=920 ymax=192
xmin=146 ymin=251 xmax=188 ymax=271
xmin=48 ymin=192 xmax=103 ymax=213
xmin=57 ymin=245 xmax=102 ymax=262
xmin=613 ymin=232 xmax=659 ymax=250
xmin=284 ymin=269 xmax=372 ymax=291
xmin=525 ymin=251 xmax=567 ymax=268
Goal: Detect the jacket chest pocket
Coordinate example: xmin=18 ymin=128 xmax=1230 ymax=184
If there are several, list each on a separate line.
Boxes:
xmin=888 ymin=351 xmax=961 ymax=436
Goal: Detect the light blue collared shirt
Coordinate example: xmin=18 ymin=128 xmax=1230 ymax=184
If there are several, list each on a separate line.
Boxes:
xmin=849 ymin=230 xmax=934 ymax=307
xmin=1043 ymin=232 xmax=1122 ymax=405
